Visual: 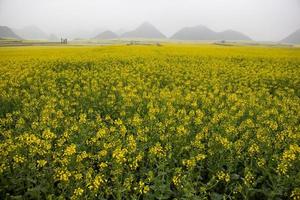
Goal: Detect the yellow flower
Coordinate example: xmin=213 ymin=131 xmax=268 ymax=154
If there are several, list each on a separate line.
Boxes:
xmin=13 ymin=155 xmax=25 ymax=164
xmin=74 ymin=187 xmax=84 ymax=196
xmin=55 ymin=169 xmax=71 ymax=182
xmin=79 ymin=113 xmax=87 ymax=123
xmin=0 ymin=164 xmax=7 ymax=174
xmin=74 ymin=173 xmax=83 ymax=180
xmin=277 ymin=162 xmax=289 ymax=175
xmin=195 ymin=154 xmax=206 ymax=161
xmin=132 ymin=114 xmax=142 ymax=126
xmin=42 ymin=129 xmax=56 ymax=140
xmin=138 ymin=181 xmax=150 ymax=194
xmin=123 ymin=176 xmax=134 ymax=190
xmin=71 ymin=187 xmax=84 ymax=200
xmin=216 ymin=171 xmax=230 ymax=183
xmin=98 ymin=162 xmax=108 ymax=169
xmin=127 ymin=135 xmax=137 ymax=151
xmin=89 ymin=174 xmax=105 ymax=191
xmin=98 ymin=150 xmax=107 ymax=157
xmin=120 ymin=125 xmax=127 ymax=137
xmin=248 ymin=143 xmax=260 ymax=156
xmin=64 ymin=144 xmax=77 ymax=156
xmin=114 ymin=118 xmax=123 ymax=126
xmin=16 ymin=117 xmax=25 ymax=129
xmin=244 ymin=170 xmax=255 ymax=186
xmin=112 ymin=147 xmax=127 ymax=164
xmin=172 ymin=174 xmax=182 ymax=187
xmin=291 ymin=188 xmax=300 ymax=200
xmin=96 ymin=128 xmax=107 ymax=139
xmin=76 ymin=151 xmax=89 ymax=162
xmin=277 ymin=144 xmax=300 ymax=175
xmin=130 ymin=153 xmax=143 ymax=170
xmin=215 ymin=135 xmax=231 ymax=149
xmin=257 ymin=158 xmax=266 ymax=168
xmin=149 ymin=143 xmax=166 ymax=158
xmin=182 ymin=158 xmax=196 ymax=169
xmin=37 ymin=160 xmax=47 ymax=168
xmin=143 ymin=185 xmax=150 ymax=194
xmin=177 ymin=125 xmax=187 ymax=136
xmin=56 ymin=110 xmax=64 ymax=119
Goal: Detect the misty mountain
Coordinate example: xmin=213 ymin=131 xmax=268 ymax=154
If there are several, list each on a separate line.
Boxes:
xmin=94 ymin=30 xmax=118 ymax=40
xmin=0 ymin=26 xmax=22 ymax=39
xmin=171 ymin=25 xmax=251 ymax=41
xmin=171 ymin=25 xmax=217 ymax=40
xmin=64 ymin=31 xmax=91 ymax=39
xmin=14 ymin=26 xmax=48 ymax=40
xmin=48 ymin=34 xmax=59 ymax=42
xmin=281 ymin=29 xmax=300 ymax=44
xmin=121 ymin=22 xmax=166 ymax=39
xmin=90 ymin=28 xmax=106 ymax=38
xmin=115 ymin=28 xmax=128 ymax=36
xmin=64 ymin=28 xmax=107 ymax=39
xmin=218 ymin=30 xmax=252 ymax=41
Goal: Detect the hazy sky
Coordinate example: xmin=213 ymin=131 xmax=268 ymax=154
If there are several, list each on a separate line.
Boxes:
xmin=0 ymin=0 xmax=299 ymax=41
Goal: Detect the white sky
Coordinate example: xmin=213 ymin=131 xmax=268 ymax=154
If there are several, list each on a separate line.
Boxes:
xmin=0 ymin=0 xmax=299 ymax=41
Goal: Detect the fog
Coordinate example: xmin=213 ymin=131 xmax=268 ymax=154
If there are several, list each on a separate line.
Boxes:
xmin=0 ymin=0 xmax=299 ymax=41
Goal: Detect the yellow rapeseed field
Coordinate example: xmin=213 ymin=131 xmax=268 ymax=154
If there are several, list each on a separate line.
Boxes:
xmin=0 ymin=44 xmax=299 ymax=199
